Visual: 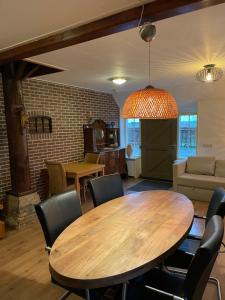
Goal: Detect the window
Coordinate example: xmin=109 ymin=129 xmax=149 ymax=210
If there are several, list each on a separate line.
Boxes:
xmin=125 ymin=119 xmax=141 ymax=157
xmin=178 ymin=114 xmax=197 ymax=158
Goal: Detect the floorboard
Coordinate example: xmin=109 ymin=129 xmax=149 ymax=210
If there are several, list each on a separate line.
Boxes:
xmin=0 ymin=178 xmax=224 ymax=300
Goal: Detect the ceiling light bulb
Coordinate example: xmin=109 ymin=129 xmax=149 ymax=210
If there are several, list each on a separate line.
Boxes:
xmin=112 ymin=78 xmax=127 ymax=85
xmin=206 ymin=71 xmax=213 ymax=81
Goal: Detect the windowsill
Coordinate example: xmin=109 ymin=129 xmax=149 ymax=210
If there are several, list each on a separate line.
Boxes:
xmin=126 ymin=155 xmax=141 ymax=160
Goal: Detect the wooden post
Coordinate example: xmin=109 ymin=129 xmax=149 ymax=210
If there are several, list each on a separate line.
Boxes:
xmin=0 ymin=203 xmax=5 ymax=238
xmin=1 ymin=63 xmax=31 ymax=195
xmin=0 ymin=61 xmax=62 ymax=228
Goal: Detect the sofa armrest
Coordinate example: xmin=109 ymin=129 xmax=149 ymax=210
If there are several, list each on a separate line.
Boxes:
xmin=173 ymin=159 xmax=187 ymax=190
xmin=174 ymin=159 xmax=187 ymax=176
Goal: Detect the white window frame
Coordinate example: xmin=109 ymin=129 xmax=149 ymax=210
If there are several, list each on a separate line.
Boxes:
xmin=124 ymin=118 xmax=141 ymax=158
xmin=177 ymin=113 xmax=198 ymax=159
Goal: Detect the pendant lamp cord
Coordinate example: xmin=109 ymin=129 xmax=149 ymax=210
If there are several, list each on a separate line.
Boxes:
xmin=138 ymin=4 xmax=144 ymax=28
xmin=148 ymin=41 xmax=151 ymax=84
xmin=138 ymin=1 xmax=152 ymax=85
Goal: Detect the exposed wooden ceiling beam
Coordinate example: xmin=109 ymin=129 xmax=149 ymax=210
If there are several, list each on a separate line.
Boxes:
xmin=0 ymin=60 xmax=64 ymax=79
xmin=0 ymin=0 xmax=224 ymax=65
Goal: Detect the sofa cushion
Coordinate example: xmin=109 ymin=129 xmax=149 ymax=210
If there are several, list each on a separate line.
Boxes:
xmin=177 ymin=173 xmax=225 ymax=190
xmin=186 ymin=156 xmax=215 ymax=176
xmin=215 ymin=160 xmax=225 ymax=178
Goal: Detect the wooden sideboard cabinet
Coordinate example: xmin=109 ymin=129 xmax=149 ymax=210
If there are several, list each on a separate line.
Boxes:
xmin=98 ymin=148 xmax=126 ymax=175
xmin=83 ymin=119 xmax=120 ymax=152
xmin=83 ymin=119 xmax=126 ymax=176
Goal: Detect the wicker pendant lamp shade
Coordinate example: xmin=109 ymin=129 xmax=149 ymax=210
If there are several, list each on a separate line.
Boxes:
xmin=122 ymin=20 xmax=178 ymax=119
xmin=122 ymin=85 xmax=178 ymax=119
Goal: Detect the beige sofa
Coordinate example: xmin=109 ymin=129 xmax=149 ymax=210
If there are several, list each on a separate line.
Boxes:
xmin=173 ymin=156 xmax=225 ymax=202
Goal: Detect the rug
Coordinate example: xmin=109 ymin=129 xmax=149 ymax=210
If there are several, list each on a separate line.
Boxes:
xmin=127 ymin=179 xmax=172 ymax=192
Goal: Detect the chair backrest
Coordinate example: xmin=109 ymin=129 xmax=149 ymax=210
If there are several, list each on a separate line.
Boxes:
xmin=206 ymin=187 xmax=225 ymax=225
xmin=45 ymin=161 xmax=67 ymax=195
xmin=35 ymin=190 xmax=82 ymax=248
xmin=84 ymin=152 xmax=100 ymax=164
xmin=184 ymin=215 xmax=224 ymax=300
xmin=88 ymin=173 xmax=124 ymax=207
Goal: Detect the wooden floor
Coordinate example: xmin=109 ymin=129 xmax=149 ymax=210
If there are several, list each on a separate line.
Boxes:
xmin=0 ymin=179 xmax=224 ymax=300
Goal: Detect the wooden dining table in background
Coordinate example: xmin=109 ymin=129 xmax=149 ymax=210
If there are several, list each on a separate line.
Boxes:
xmin=64 ymin=162 xmax=105 ymax=198
xmin=49 ymin=190 xmax=194 ymax=300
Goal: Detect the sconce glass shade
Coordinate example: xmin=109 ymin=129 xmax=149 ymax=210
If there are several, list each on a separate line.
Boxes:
xmin=122 ymin=85 xmax=178 ymax=119
xmin=196 ymin=64 xmax=223 ymax=82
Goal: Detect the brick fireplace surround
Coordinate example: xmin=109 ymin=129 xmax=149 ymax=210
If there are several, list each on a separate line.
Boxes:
xmin=0 ymin=77 xmax=119 ymax=226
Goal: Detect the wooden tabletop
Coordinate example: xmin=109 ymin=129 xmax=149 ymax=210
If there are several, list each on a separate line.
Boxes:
xmin=49 ymin=190 xmax=194 ymax=289
xmin=64 ymin=162 xmax=105 ymax=176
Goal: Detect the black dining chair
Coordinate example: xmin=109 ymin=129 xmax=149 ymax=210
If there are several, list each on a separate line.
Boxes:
xmin=166 ymin=187 xmax=225 ymax=256
xmin=88 ymin=173 xmax=124 ymax=207
xmin=35 ymin=190 xmax=82 ymax=252
xmin=127 ymin=215 xmax=224 ymax=300
xmin=35 ymin=190 xmax=106 ymax=300
xmin=164 ymin=187 xmax=225 ymax=299
xmin=182 ymin=187 xmax=225 ymax=251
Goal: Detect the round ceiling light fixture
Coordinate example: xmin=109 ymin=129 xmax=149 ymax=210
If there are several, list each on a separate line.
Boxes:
xmin=111 ymin=77 xmax=127 ymax=85
xmin=196 ymin=64 xmax=223 ymax=82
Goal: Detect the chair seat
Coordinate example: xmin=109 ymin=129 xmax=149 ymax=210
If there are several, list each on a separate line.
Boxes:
xmin=132 ymin=268 xmax=185 ymax=299
xmin=178 ymin=238 xmax=200 ymax=254
xmin=164 ymin=236 xmax=201 ymax=270
xmin=165 ymin=249 xmax=194 ymax=270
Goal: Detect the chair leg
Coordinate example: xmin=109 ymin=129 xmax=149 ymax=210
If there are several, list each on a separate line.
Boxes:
xmin=209 ymin=276 xmax=222 ymax=300
xmin=58 ymin=290 xmax=71 ymax=300
xmin=83 ymin=185 xmax=87 ymax=203
xmin=168 ymin=267 xmax=222 ymax=300
xmin=220 ymin=241 xmax=225 ymax=253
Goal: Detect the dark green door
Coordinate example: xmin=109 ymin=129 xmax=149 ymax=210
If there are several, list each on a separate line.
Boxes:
xmin=141 ymin=119 xmax=177 ymax=180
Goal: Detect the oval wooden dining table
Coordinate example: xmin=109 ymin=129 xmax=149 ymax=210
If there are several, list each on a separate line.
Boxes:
xmin=49 ymin=190 xmax=194 ymax=299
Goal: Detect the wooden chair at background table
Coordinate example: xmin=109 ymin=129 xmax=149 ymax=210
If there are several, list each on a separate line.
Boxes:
xmin=88 ymin=172 xmax=124 ymax=207
xmin=80 ymin=152 xmax=100 ymax=202
xmin=35 ymin=190 xmax=106 ymax=300
xmin=45 ymin=161 xmax=75 ymax=196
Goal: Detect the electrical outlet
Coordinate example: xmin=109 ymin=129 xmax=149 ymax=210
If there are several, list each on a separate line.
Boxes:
xmin=202 ymin=144 xmax=212 ymax=148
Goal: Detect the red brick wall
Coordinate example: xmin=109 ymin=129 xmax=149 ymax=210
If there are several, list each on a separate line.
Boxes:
xmin=0 ymin=77 xmax=120 ymax=201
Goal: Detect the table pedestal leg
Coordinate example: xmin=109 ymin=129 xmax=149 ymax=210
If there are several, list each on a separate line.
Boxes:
xmin=122 ymin=282 xmax=127 ymax=300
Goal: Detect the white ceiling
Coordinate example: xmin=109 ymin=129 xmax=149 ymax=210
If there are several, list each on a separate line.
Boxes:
xmin=0 ymin=0 xmax=151 ymax=50
xmin=1 ymin=1 xmax=225 ymax=112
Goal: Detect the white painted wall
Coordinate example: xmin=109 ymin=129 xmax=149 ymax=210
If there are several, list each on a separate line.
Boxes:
xmin=197 ymin=99 xmax=225 ymax=159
